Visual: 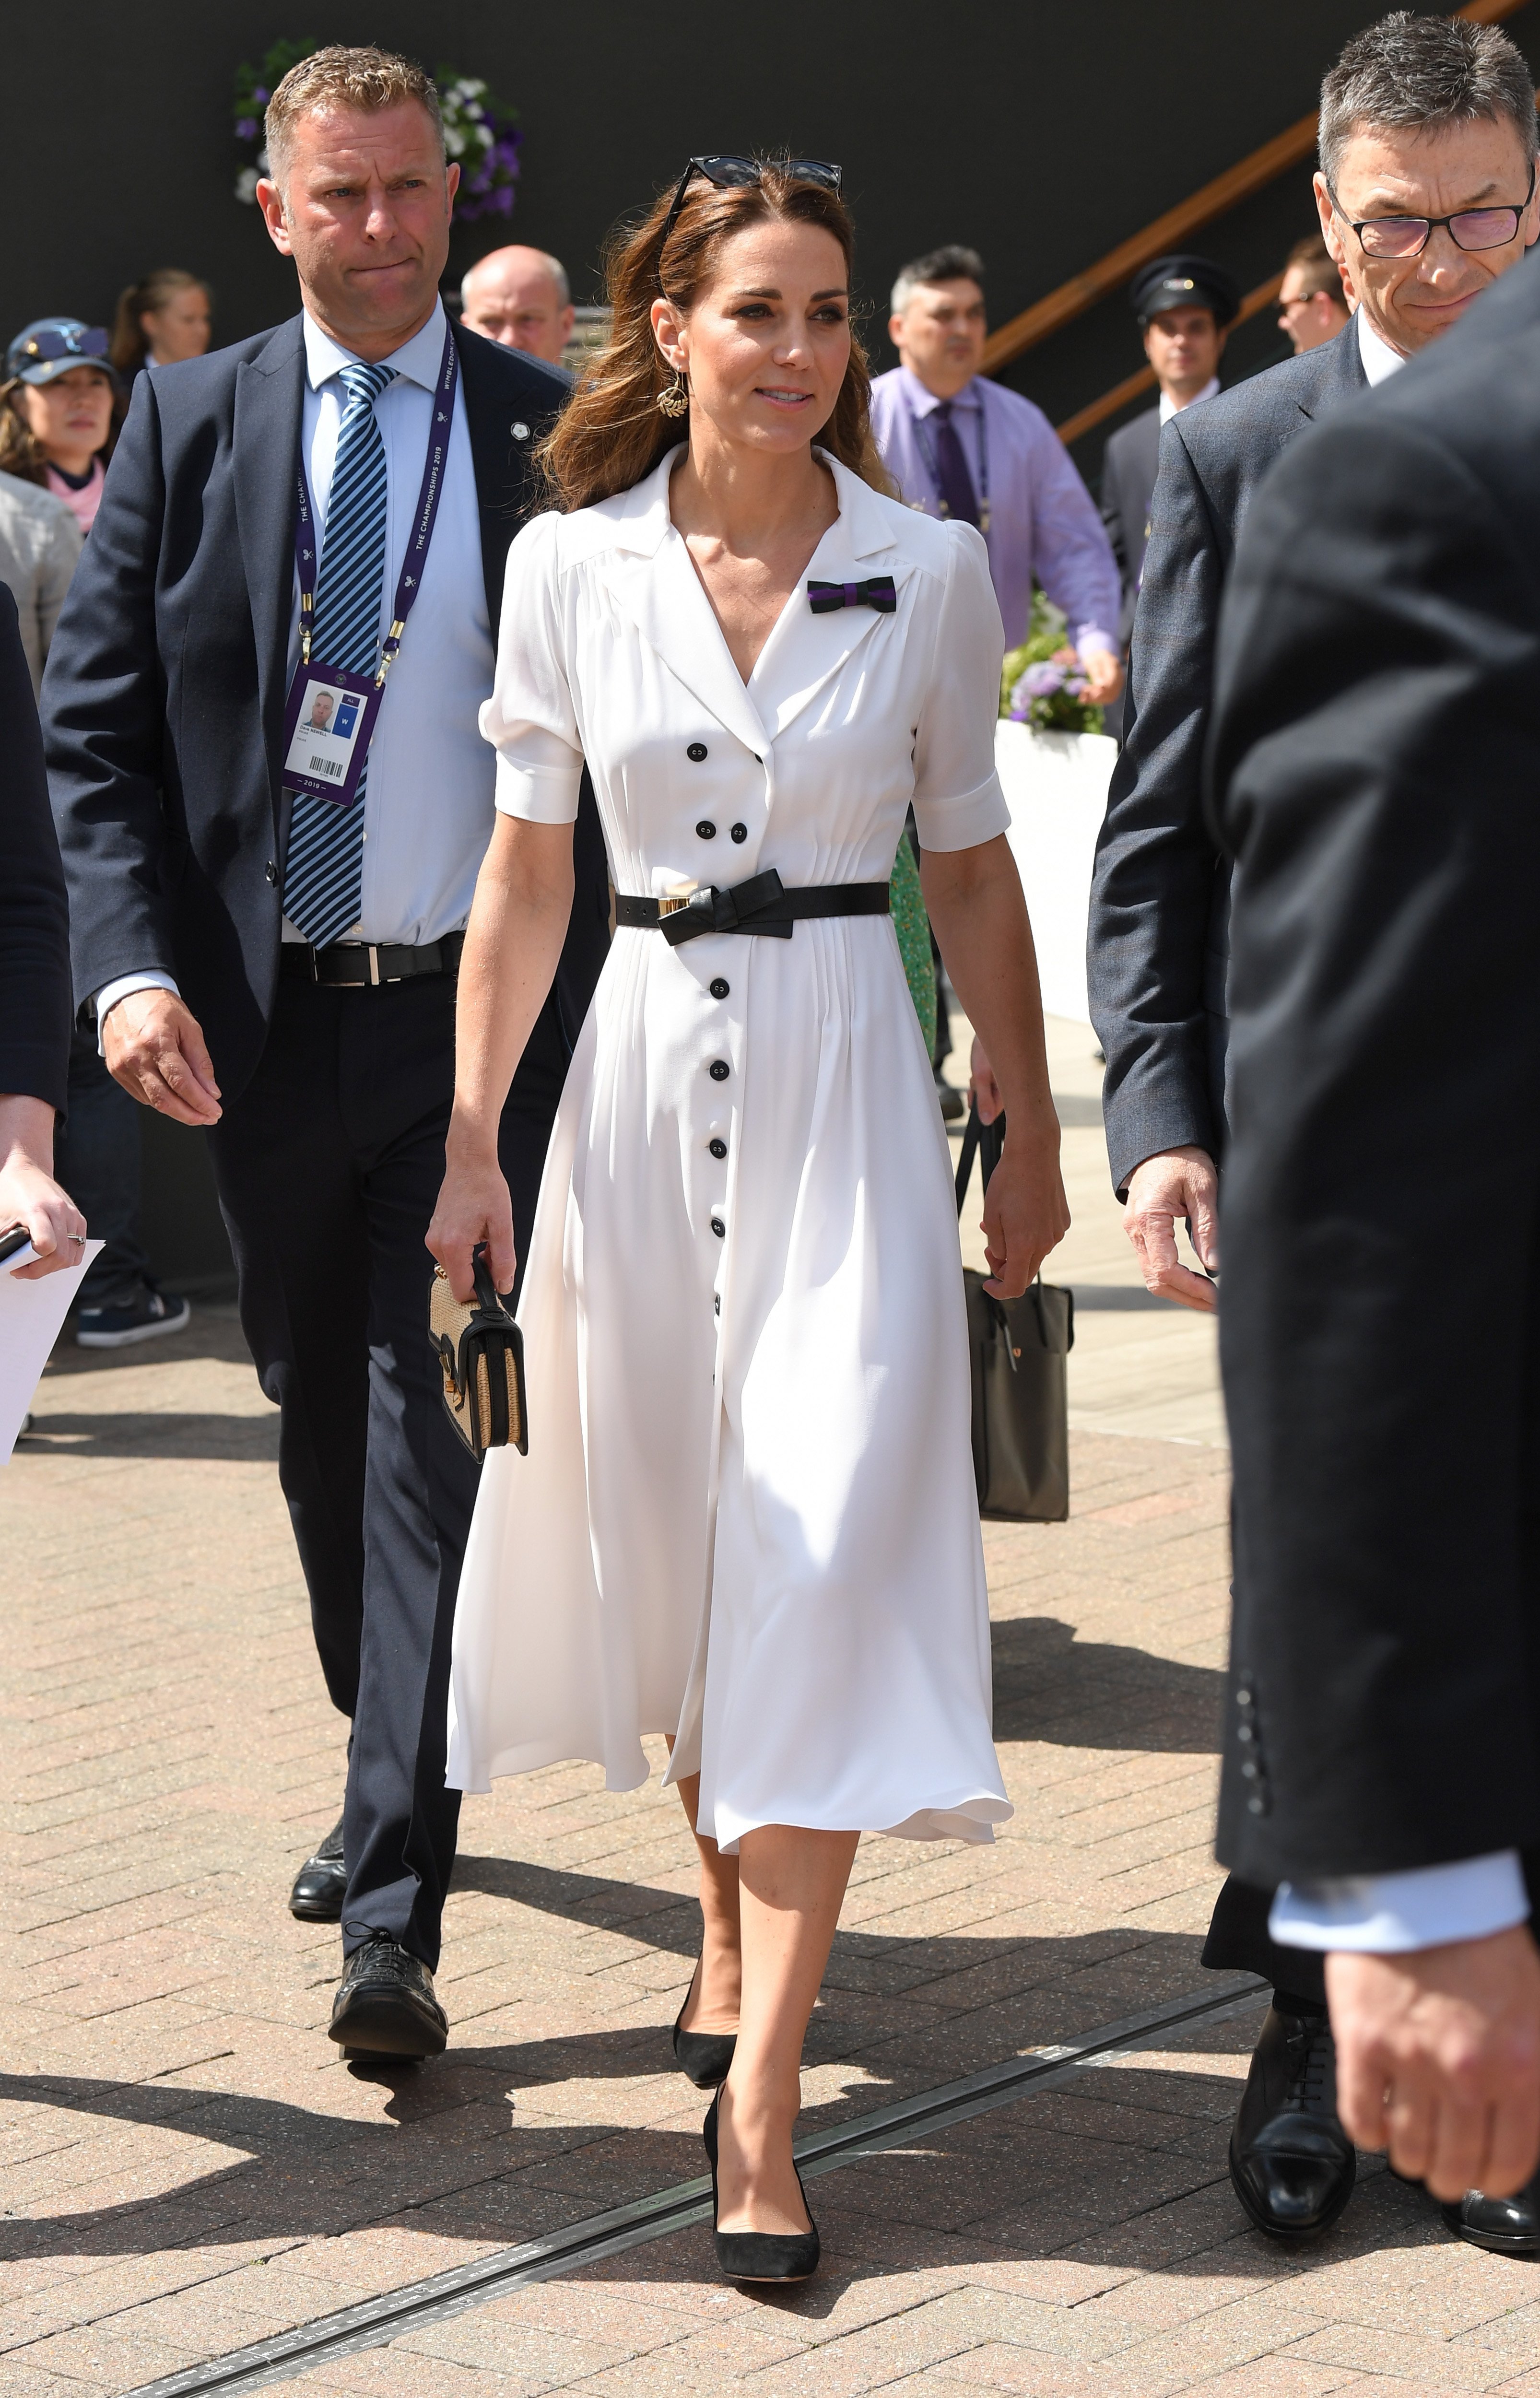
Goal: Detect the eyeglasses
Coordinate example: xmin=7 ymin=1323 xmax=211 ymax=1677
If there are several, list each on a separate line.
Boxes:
xmin=18 ymin=325 xmax=110 ymax=364
xmin=1329 ymin=161 xmax=1536 ymax=259
xmin=658 ymin=154 xmax=842 ymax=260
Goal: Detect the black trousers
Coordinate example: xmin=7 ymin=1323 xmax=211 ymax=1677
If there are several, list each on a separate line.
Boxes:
xmin=54 ymin=1025 xmax=153 ymax=1307
xmin=208 ymin=967 xmax=566 ymax=1970
xmin=1202 ymin=1874 xmax=1327 ymax=2011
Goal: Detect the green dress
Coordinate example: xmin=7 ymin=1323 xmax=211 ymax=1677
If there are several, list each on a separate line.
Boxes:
xmin=889 ymin=833 xmax=937 ymax=1059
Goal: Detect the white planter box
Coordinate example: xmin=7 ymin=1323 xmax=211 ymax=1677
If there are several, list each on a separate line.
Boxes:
xmin=995 ymin=721 xmax=1117 ymax=1024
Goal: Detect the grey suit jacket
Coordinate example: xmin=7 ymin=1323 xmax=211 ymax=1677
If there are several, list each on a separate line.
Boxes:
xmin=1087 ymin=321 xmax=1366 ymax=1195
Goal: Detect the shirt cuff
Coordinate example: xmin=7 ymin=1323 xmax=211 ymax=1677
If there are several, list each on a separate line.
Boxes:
xmin=1074 ymin=627 xmax=1119 ymax=662
xmin=1270 ymin=1851 xmax=1529 ymax=1954
xmin=911 ymin=775 xmax=1012 ymax=854
xmin=94 ymin=972 xmax=181 ymax=1056
xmin=492 ymin=752 xmax=582 ymax=824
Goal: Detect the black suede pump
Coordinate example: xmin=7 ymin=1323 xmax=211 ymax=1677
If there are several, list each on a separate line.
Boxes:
xmin=671 ymin=1961 xmax=738 ymax=2089
xmin=703 ymin=2087 xmax=820 ymax=2284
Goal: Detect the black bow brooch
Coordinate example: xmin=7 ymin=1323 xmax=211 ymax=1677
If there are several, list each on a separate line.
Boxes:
xmin=807 ymin=576 xmax=897 ymax=615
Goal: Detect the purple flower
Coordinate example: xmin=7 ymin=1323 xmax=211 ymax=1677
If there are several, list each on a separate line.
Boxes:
xmin=235 ymin=116 xmax=258 ymax=140
xmin=253 ymin=86 xmax=269 ymax=104
xmin=1020 ymin=662 xmax=1064 ymax=698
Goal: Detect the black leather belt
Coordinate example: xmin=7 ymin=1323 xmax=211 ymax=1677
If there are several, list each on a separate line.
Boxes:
xmin=616 ymin=870 xmax=889 ymax=948
xmin=281 ymin=932 xmax=465 ymax=987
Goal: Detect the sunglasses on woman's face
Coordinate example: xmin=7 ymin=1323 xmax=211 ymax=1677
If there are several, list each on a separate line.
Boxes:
xmin=658 ymin=155 xmax=842 ymax=258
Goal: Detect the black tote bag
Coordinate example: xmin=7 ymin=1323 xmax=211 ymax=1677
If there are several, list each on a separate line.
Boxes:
xmin=954 ymin=1105 xmax=1074 ymax=1522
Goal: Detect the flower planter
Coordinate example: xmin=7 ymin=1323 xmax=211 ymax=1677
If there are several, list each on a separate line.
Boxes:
xmin=994 ymin=721 xmax=1118 ymax=1025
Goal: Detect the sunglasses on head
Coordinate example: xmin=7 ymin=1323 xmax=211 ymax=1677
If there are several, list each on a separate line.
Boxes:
xmin=658 ymin=154 xmax=842 ymax=260
xmin=21 ymin=326 xmax=110 ymax=364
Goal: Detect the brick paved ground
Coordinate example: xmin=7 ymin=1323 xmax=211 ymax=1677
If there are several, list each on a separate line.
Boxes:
xmin=1 ymin=1034 xmax=1536 ymax=2395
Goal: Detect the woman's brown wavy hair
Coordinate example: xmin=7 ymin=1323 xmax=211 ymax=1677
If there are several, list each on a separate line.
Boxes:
xmin=538 ymin=160 xmax=890 ymax=513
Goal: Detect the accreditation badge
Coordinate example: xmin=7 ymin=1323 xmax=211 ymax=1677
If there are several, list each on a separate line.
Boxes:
xmin=280 ymin=666 xmax=384 ymax=808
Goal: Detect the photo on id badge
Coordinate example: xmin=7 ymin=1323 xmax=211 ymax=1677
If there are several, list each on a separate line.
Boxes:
xmin=286 ymin=676 xmax=365 ymax=796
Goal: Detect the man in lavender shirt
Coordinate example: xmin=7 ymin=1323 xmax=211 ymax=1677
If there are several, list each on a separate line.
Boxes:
xmin=870 ymin=245 xmax=1123 ymax=706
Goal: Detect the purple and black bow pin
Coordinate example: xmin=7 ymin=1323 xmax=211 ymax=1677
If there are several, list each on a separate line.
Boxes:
xmin=807 ymin=576 xmax=897 ymax=615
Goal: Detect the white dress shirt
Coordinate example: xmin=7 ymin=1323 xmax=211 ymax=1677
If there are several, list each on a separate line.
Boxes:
xmin=1354 ymin=306 xmax=1406 ymax=387
xmin=98 ymin=299 xmax=498 ymax=1026
xmin=1158 ymin=374 xmax=1220 ymax=425
xmin=1268 ymin=301 xmax=1530 ymax=1959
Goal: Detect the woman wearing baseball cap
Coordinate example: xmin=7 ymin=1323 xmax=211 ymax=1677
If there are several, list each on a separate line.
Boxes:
xmin=0 ymin=319 xmax=123 ymax=536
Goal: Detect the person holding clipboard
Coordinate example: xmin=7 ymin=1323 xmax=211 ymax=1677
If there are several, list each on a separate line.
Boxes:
xmin=43 ymin=45 xmax=609 ymax=2059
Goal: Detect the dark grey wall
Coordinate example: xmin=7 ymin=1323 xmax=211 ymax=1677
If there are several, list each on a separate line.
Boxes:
xmin=12 ymin=0 xmax=1537 ymax=488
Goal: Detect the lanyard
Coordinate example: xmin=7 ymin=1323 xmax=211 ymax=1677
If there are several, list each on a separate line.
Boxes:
xmin=294 ymin=320 xmax=458 ymax=686
xmin=907 ymin=386 xmax=991 ymax=538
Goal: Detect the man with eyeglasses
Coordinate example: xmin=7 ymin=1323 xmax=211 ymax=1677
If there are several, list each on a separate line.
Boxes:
xmin=1088 ymin=7 xmax=1540 ymax=2256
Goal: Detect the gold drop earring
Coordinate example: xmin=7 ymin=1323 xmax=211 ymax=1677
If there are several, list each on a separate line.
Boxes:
xmin=658 ymin=363 xmax=690 ymax=419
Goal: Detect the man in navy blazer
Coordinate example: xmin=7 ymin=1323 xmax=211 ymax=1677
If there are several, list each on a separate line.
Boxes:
xmin=1087 ymin=9 xmax=1540 ymax=2248
xmin=44 ymin=46 xmax=608 ymax=2059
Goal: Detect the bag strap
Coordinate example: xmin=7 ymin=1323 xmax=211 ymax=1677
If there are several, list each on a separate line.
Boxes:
xmin=470 ymin=1240 xmax=514 ymax=1322
xmin=955 ymin=1103 xmax=1006 ymax=1219
xmin=957 ymin=1105 xmax=1047 ymax=1324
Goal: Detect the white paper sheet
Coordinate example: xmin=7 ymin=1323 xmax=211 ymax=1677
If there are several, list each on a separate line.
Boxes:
xmin=0 ymin=1239 xmax=104 ymax=1464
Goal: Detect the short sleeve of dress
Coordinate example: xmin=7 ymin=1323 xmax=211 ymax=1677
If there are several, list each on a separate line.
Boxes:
xmin=911 ymin=520 xmax=1011 ymax=854
xmin=479 ymin=511 xmax=585 ymax=823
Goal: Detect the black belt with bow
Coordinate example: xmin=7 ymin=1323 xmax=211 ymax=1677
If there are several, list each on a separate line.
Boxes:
xmin=615 ymin=869 xmax=890 ymax=947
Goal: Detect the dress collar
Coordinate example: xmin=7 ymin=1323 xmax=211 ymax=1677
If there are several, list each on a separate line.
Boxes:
xmin=609 ymin=444 xmax=898 ymax=566
xmin=302 ymin=297 xmax=448 ymax=394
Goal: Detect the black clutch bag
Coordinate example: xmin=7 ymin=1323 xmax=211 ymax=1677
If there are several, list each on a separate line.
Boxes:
xmin=955 ymin=1105 xmax=1074 ymax=1522
xmin=429 ymin=1242 xmax=528 ymax=1458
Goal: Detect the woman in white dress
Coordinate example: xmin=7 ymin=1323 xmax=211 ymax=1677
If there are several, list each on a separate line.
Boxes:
xmin=429 ymin=157 xmax=1069 ymax=2282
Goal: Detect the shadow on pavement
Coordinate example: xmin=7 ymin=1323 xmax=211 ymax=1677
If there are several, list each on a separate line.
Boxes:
xmin=991 ymin=1614 xmax=1223 ymax=1752
xmin=14 ymin=1410 xmax=279 ymax=1461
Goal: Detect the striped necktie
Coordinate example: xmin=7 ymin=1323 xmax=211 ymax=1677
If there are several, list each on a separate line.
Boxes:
xmin=282 ymin=359 xmax=396 ymax=948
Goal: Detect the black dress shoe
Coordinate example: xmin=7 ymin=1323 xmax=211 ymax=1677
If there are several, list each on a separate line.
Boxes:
xmin=672 ymin=1961 xmax=737 ymax=2089
xmin=290 ymin=1815 xmax=347 ymax=1922
xmin=704 ymin=2088 xmax=820 ymax=2283
xmin=1228 ymin=2005 xmax=1356 ymax=2241
xmin=1444 ymin=2177 xmax=1540 ymax=2256
xmin=328 ymin=1934 xmax=447 ymax=2060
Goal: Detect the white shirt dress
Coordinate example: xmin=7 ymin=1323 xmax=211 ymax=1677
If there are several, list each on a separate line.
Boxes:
xmin=446 ymin=446 xmax=1014 ymax=1854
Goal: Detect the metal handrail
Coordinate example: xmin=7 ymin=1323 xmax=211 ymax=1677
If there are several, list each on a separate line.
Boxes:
xmin=982 ymin=0 xmax=1531 ymax=377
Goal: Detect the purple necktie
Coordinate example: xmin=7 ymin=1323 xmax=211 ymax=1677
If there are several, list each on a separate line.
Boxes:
xmin=930 ymin=400 xmax=980 ymax=529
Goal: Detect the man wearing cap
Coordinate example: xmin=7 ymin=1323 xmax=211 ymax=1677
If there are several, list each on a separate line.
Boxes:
xmin=870 ymin=244 xmax=1122 ymax=694
xmin=1088 ymin=8 xmax=1540 ymax=2253
xmin=1099 ymin=255 xmax=1238 ymax=696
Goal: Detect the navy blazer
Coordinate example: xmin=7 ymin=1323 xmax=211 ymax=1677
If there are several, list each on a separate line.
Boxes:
xmin=42 ymin=313 xmax=611 ymax=1101
xmin=0 ymin=582 xmax=70 ymax=1115
xmin=1209 ymin=251 xmax=1540 ymax=1881
xmin=1087 ymin=321 xmax=1366 ymax=1195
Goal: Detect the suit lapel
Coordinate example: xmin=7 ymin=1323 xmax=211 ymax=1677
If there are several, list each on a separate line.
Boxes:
xmin=232 ymin=316 xmax=304 ymax=794
xmin=1297 ymin=319 xmax=1368 ymax=422
xmin=453 ymin=319 xmax=540 ymax=629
